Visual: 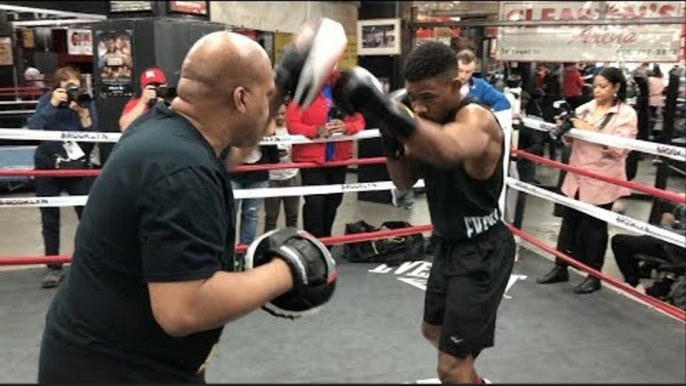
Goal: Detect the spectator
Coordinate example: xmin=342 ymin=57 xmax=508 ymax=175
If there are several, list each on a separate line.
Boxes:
xmin=286 ymin=71 xmax=365 ymax=238
xmin=229 ymin=143 xmax=279 ymax=246
xmin=119 ymin=67 xmax=167 ymax=132
xmin=611 ymin=202 xmax=685 ymax=294
xmin=456 ymin=49 xmax=511 ymax=112
xmin=563 ymin=62 xmax=585 ymax=109
xmin=537 ymin=67 xmax=638 ymax=294
xmin=24 ymin=60 xmax=46 ymax=89
xmin=27 ymin=66 xmax=98 ymax=288
xmin=648 ymin=64 xmax=665 ymax=137
xmin=263 ymin=104 xmax=301 ymax=232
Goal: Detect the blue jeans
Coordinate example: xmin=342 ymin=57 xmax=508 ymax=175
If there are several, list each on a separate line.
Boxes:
xmin=231 ymin=179 xmax=269 ymax=245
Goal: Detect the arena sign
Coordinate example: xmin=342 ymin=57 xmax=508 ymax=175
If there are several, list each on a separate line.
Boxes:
xmin=497 ymin=1 xmax=684 ymax=62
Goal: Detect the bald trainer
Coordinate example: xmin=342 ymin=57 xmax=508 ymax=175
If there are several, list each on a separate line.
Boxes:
xmin=38 ymin=28 xmax=335 ymax=383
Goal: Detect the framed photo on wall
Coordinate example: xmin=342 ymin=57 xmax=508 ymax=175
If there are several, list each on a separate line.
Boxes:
xmin=357 ymin=18 xmax=401 ymax=56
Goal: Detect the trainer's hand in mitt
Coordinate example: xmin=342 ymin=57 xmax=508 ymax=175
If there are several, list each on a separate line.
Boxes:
xmin=244 ymin=228 xmax=337 ymax=319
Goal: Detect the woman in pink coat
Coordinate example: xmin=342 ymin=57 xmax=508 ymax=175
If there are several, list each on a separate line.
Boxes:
xmin=538 ymin=67 xmax=638 ymax=294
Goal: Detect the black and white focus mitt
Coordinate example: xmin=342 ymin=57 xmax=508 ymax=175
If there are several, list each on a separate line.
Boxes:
xmin=244 ymin=228 xmax=337 ymax=320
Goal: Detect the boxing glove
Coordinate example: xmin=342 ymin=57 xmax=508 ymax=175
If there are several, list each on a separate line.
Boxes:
xmin=333 ymin=67 xmax=417 ymax=140
xmin=380 ymin=88 xmax=414 ymax=160
xmin=244 ymin=228 xmax=337 ymax=319
xmin=276 ymin=18 xmax=347 ymax=109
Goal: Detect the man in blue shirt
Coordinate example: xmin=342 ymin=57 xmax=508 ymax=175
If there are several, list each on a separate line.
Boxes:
xmin=27 ymin=66 xmax=98 ymax=288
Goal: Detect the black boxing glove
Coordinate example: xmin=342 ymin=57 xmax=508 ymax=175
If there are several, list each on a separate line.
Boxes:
xmin=333 ymin=67 xmax=417 ymax=140
xmin=244 ymin=228 xmax=337 ymax=319
xmin=380 ymin=88 xmax=414 ymax=160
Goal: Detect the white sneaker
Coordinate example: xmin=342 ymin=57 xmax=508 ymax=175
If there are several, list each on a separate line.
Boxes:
xmin=635 ymin=283 xmax=647 ymax=295
xmin=482 ymin=378 xmax=492 ymax=384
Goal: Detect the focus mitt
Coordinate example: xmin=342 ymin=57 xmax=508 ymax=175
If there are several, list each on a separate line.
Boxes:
xmin=244 ymin=228 xmax=337 ymax=320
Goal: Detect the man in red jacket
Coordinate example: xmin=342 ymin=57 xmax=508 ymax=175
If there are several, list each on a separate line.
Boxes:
xmin=286 ymin=72 xmax=365 ymax=238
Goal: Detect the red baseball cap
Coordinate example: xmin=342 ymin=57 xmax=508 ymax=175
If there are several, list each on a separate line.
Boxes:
xmin=140 ymin=67 xmax=166 ymax=87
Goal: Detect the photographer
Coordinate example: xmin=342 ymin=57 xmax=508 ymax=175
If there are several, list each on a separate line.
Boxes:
xmin=118 ymin=67 xmax=168 ymax=132
xmin=27 ymin=66 xmax=98 ymax=289
xmin=538 ymin=67 xmax=638 ymax=294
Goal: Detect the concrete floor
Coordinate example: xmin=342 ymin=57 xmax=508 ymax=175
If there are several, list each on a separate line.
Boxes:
xmin=0 ymin=156 xmax=684 ymax=382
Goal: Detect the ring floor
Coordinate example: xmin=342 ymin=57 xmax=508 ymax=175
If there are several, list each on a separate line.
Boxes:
xmin=1 ymin=249 xmax=684 ymax=383
xmin=0 ymin=157 xmax=684 ymax=382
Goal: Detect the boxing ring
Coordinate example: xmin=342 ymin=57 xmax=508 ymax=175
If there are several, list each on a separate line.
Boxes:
xmin=0 ymin=121 xmax=684 ymax=383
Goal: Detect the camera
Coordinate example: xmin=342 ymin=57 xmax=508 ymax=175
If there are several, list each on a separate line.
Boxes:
xmin=147 ymin=84 xmax=177 ymax=106
xmin=549 ymin=100 xmax=576 ymax=141
xmin=64 ymin=83 xmax=92 ymax=108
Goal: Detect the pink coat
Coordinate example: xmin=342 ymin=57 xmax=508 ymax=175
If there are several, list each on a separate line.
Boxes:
xmin=561 ymin=100 xmax=638 ymax=205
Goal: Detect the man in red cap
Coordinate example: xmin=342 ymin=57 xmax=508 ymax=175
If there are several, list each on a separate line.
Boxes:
xmin=118 ymin=67 xmax=167 ymax=131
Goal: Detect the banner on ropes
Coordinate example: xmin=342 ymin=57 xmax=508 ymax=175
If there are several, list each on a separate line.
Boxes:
xmin=521 ymin=117 xmax=686 ymax=162
xmin=497 ymin=1 xmax=685 ymax=62
xmin=507 ymin=178 xmax=685 ymax=248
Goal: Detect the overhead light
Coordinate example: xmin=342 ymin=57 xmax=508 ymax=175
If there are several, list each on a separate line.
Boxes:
xmin=0 ymin=4 xmax=106 ymax=20
xmin=12 ymin=19 xmax=99 ymax=27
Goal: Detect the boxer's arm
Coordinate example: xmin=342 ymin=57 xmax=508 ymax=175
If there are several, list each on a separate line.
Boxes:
xmin=149 ymin=260 xmax=293 ymax=337
xmin=386 ymin=147 xmax=422 ymax=190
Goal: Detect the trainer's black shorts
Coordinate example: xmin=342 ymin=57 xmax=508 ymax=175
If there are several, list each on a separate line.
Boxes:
xmin=423 ymin=222 xmax=515 ymax=359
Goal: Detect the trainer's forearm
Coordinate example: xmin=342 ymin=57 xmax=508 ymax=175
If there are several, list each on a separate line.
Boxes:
xmin=184 ymin=259 xmax=293 ymax=336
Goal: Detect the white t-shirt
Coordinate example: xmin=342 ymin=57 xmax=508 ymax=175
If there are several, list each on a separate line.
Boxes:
xmin=269 ymin=126 xmax=299 ymax=181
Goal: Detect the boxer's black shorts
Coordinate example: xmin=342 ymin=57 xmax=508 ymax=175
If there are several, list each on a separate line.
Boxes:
xmin=423 ymin=222 xmax=515 ymax=358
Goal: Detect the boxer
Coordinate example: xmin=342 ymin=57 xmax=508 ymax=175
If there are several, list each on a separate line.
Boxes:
xmin=333 ymin=42 xmax=515 ymax=384
xmin=37 ymin=20 xmax=341 ymax=383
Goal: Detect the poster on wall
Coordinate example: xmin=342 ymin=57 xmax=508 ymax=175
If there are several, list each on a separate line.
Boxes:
xmin=96 ymin=30 xmax=133 ymax=97
xmin=497 ymin=1 xmax=685 ymax=62
xmin=22 ymin=29 xmax=35 ymax=49
xmin=357 ymin=19 xmax=402 ymax=56
xmin=169 ymin=1 xmax=208 ymax=15
xmin=0 ymin=37 xmax=13 ymax=66
xmin=67 ymin=29 xmax=93 ymax=56
xmin=109 ymin=1 xmax=153 ymax=13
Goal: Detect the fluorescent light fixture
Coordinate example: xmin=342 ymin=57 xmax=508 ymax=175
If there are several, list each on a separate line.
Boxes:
xmin=12 ymin=18 xmax=100 ymax=27
xmin=0 ymin=4 xmax=106 ymax=20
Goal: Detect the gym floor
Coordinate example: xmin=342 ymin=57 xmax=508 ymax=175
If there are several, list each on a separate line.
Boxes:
xmin=0 ymin=157 xmax=684 ymax=383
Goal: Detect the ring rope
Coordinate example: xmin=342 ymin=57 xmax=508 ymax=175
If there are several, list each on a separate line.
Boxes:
xmin=507 ymin=177 xmax=685 ymax=248
xmin=2 ymin=117 xmax=684 ymax=163
xmin=1 ymin=176 xmax=682 ymax=249
xmin=520 ymin=117 xmax=686 ymax=162
xmin=512 ymin=148 xmax=686 ymax=204
xmin=0 ymin=221 xmax=682 ymax=322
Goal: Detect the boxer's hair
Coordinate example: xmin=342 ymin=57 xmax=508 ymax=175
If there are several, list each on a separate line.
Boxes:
xmin=404 ymin=42 xmax=457 ymax=82
xmin=597 ymin=67 xmax=627 ymax=103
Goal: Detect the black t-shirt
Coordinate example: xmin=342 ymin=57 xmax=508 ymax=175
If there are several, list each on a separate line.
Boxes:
xmin=423 ymin=97 xmax=505 ymax=243
xmin=40 ymin=104 xmax=236 ymax=382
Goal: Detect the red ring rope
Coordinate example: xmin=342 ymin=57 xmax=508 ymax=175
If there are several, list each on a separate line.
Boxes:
xmin=1 ymin=148 xmax=682 ymax=207
xmin=0 ymin=157 xmax=388 ymax=178
xmin=513 ymin=148 xmax=686 ymax=204
xmin=0 ymin=222 xmax=683 ymax=322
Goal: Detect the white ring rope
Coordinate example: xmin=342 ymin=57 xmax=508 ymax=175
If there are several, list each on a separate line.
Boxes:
xmin=1 ymin=116 xmax=683 ymax=162
xmin=519 ymin=117 xmax=686 ymax=162
xmin=1 ymin=177 xmax=682 ymax=249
